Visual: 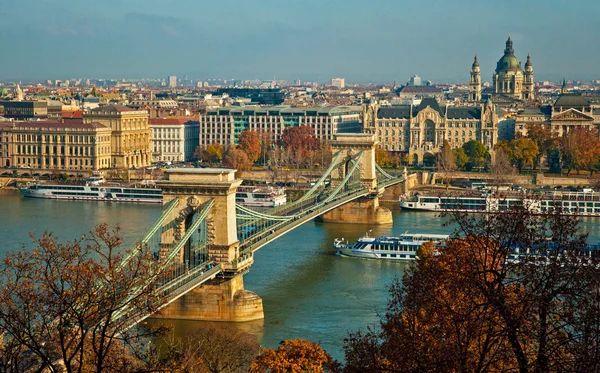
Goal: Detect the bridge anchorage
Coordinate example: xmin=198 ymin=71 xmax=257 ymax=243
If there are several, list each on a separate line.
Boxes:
xmin=127 ymin=133 xmax=411 ymax=323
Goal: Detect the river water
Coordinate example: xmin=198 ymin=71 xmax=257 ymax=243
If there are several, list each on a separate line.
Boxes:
xmin=2 ymin=189 xmax=600 ymax=360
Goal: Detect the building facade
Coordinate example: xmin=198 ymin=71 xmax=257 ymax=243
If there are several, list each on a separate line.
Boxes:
xmin=0 ymin=121 xmax=112 ymax=170
xmin=199 ymin=105 xmax=362 ymax=147
xmin=364 ymin=98 xmax=500 ymax=163
xmin=150 ymin=118 xmax=199 ymax=163
xmin=331 ymin=78 xmax=346 ymax=89
xmin=515 ymin=91 xmax=600 ymax=138
xmin=0 ymin=101 xmax=48 ymax=120
xmin=83 ymin=105 xmax=151 ymax=168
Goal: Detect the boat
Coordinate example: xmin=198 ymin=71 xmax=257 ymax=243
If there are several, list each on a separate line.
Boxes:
xmin=334 ymin=231 xmax=449 ymax=260
xmin=85 ymin=175 xmax=105 ymax=186
xmin=334 ymin=231 xmax=600 ymax=264
xmin=399 ymin=190 xmax=600 ymax=217
xmin=236 ymin=186 xmax=286 ymax=207
xmin=18 ymin=183 xmax=163 ymax=203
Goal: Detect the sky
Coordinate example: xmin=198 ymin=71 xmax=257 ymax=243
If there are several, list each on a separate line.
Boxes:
xmin=1 ymin=0 xmax=599 ymax=83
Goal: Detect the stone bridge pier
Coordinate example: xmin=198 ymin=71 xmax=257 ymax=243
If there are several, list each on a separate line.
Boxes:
xmin=318 ymin=134 xmax=393 ymax=225
xmin=152 ymin=168 xmax=263 ymax=322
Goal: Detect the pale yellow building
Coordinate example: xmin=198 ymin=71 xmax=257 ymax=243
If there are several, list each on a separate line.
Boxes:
xmin=83 ymin=105 xmax=151 ymax=168
xmin=0 ymin=120 xmax=112 ymax=170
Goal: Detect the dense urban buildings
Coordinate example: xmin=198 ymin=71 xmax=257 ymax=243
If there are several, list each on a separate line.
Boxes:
xmin=364 ymin=98 xmax=500 ymax=162
xmin=83 ymin=105 xmax=151 ymax=168
xmin=0 ymin=120 xmax=112 ymax=170
xmin=149 ymin=118 xmax=199 ymax=163
xmin=515 ymin=83 xmax=600 ymax=137
xmin=199 ymin=105 xmax=362 ymax=147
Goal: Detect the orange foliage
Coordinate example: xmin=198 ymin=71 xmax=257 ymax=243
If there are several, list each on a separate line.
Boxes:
xmin=250 ymin=339 xmax=337 ymax=373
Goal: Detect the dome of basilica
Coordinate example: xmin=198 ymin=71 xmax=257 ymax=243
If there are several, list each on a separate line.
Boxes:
xmin=495 ymin=36 xmax=522 ymax=72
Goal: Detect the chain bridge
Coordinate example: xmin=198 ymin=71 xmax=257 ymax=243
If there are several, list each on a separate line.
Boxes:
xmin=120 ymin=134 xmax=415 ymax=327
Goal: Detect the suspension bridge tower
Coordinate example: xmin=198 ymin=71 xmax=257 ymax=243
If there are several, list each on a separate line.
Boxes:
xmin=318 ymin=133 xmax=393 ymax=224
xmin=153 ymin=168 xmax=263 ymax=322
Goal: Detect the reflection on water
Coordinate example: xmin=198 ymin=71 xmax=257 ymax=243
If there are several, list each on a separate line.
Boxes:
xmin=0 ymin=190 xmax=161 ymax=255
xmin=3 ymin=193 xmax=600 ymax=361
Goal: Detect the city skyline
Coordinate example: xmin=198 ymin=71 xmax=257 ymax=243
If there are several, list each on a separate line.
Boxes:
xmin=1 ymin=0 xmax=599 ymax=83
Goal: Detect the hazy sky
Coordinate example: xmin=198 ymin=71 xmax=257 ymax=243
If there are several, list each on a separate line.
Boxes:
xmin=1 ymin=0 xmax=599 ymax=83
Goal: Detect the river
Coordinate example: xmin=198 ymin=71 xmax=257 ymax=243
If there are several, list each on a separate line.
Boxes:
xmin=2 ymin=189 xmax=600 ymax=360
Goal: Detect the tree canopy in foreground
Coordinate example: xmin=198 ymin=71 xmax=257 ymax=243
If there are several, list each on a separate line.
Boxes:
xmin=343 ymin=205 xmax=600 ymax=373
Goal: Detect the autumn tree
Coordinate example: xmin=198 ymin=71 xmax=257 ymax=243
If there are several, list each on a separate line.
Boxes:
xmin=462 ymin=140 xmax=489 ymax=171
xmin=146 ymin=324 xmax=260 ymax=373
xmin=343 ymin=206 xmax=600 ymax=373
xmin=223 ymin=147 xmax=250 ymax=176
xmin=280 ymin=126 xmax=319 ymax=168
xmin=560 ymin=127 xmax=600 ymax=175
xmin=238 ymin=130 xmax=262 ymax=165
xmin=251 ymin=339 xmax=340 ymax=373
xmin=526 ymin=123 xmax=558 ymax=169
xmin=375 ymin=147 xmax=391 ymax=167
xmin=195 ymin=143 xmax=224 ymax=166
xmin=0 ymin=224 xmax=169 ymax=373
xmin=496 ymin=138 xmax=539 ymax=172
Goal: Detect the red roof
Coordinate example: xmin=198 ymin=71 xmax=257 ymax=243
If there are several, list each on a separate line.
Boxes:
xmin=149 ymin=118 xmax=192 ymax=125
xmin=62 ymin=110 xmax=83 ymax=119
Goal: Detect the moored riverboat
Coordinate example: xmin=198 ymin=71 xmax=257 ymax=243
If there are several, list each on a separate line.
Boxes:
xmin=334 ymin=231 xmax=449 ymax=260
xmin=18 ymin=183 xmax=163 ymax=203
xmin=236 ymin=186 xmax=287 ymax=207
xmin=400 ymin=190 xmax=600 ymax=217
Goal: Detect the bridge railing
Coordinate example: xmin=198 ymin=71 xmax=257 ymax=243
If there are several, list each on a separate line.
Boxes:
xmin=238 ymin=188 xmax=371 ymax=254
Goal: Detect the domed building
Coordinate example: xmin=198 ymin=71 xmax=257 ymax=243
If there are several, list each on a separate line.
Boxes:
xmin=491 ymin=35 xmax=534 ymax=100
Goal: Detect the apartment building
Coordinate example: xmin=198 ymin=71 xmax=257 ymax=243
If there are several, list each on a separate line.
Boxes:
xmin=199 ymin=105 xmax=361 ymax=147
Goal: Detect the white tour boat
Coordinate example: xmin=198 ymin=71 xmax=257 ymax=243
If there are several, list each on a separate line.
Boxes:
xmin=19 ymin=183 xmax=163 ymax=203
xmin=400 ymin=191 xmax=600 ymax=217
xmin=236 ymin=186 xmax=287 ymax=207
xmin=334 ymin=231 xmax=449 ymax=261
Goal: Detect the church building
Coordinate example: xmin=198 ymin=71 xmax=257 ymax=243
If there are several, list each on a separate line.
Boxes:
xmin=469 ymin=35 xmax=535 ymax=103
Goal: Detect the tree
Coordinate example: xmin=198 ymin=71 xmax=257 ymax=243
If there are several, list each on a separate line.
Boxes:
xmin=496 ymin=138 xmax=539 ymax=172
xmin=511 ymin=138 xmax=539 ymax=172
xmin=194 ymin=143 xmax=224 ymax=166
xmin=0 ymin=224 xmax=168 ymax=373
xmin=280 ymin=126 xmax=319 ymax=167
xmin=238 ymin=130 xmax=262 ymax=165
xmin=490 ymin=147 xmax=516 ymax=190
xmin=436 ymin=141 xmax=456 ymax=188
xmin=375 ymin=147 xmax=391 ymax=166
xmin=147 ymin=324 xmax=260 ymax=373
xmin=561 ymin=127 xmax=600 ymax=175
xmin=526 ymin=124 xmax=558 ymax=169
xmin=343 ymin=207 xmax=600 ymax=373
xmin=462 ymin=140 xmax=490 ymax=170
xmin=251 ymin=339 xmax=340 ymax=373
xmin=223 ymin=147 xmax=250 ymax=176
xmin=453 ymin=148 xmax=469 ymax=170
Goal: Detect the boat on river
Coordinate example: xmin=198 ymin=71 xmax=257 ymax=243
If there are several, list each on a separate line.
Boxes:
xmin=18 ymin=183 xmax=163 ymax=203
xmin=235 ymin=186 xmax=286 ymax=207
xmin=334 ymin=231 xmax=600 ymax=264
xmin=334 ymin=231 xmax=449 ymax=260
xmin=399 ymin=190 xmax=600 ymax=217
